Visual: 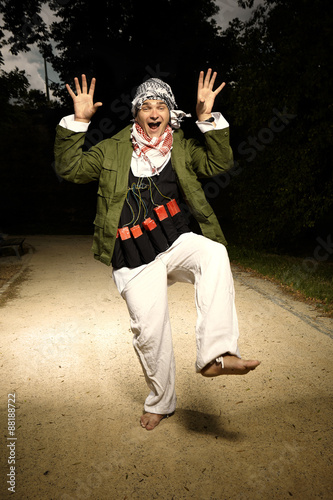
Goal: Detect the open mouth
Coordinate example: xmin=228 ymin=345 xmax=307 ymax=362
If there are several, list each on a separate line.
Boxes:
xmin=148 ymin=122 xmax=161 ymax=130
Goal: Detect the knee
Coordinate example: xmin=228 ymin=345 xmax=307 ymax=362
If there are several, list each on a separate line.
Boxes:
xmin=202 ymin=239 xmax=228 ymax=264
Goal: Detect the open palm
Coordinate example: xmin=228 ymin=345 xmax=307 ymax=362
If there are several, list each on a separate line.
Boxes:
xmin=66 ymin=74 xmax=103 ymax=122
xmin=196 ymin=69 xmax=225 ymax=121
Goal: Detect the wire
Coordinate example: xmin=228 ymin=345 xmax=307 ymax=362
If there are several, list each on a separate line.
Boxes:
xmin=123 ymin=175 xmax=171 ymax=227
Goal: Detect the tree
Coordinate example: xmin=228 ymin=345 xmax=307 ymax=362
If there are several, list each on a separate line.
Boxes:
xmin=1 ymin=0 xmax=226 ymax=130
xmin=0 ymin=67 xmax=29 ymax=101
xmin=3 ymin=0 xmax=330 ymax=250
xmin=220 ymin=0 xmax=333 ymax=251
xmin=47 ymin=0 xmax=223 ymax=122
xmin=0 ymin=0 xmax=227 ymax=235
xmin=0 ymin=0 xmax=50 ymax=55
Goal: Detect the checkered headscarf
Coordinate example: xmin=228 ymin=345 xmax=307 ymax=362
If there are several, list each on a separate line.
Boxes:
xmin=131 ymin=78 xmax=177 ymax=116
xmin=131 ymin=77 xmax=191 ymax=130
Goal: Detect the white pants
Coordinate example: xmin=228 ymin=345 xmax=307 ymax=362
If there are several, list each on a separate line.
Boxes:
xmin=121 ymin=233 xmax=241 ymax=415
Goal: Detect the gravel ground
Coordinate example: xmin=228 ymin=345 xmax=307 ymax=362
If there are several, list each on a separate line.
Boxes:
xmin=1 ymin=235 xmax=332 ymax=500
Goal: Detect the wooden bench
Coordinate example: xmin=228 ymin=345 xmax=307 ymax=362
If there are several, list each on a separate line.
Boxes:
xmin=0 ymin=237 xmax=25 ymax=259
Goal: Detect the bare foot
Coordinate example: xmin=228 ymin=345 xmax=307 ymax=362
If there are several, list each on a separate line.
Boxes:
xmin=201 ymin=355 xmax=260 ymax=377
xmin=140 ymin=412 xmax=166 ymax=430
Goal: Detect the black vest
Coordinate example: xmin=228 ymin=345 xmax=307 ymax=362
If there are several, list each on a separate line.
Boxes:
xmin=111 ymin=160 xmax=190 ymax=269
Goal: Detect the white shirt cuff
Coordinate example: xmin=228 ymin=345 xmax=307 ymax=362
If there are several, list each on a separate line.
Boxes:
xmin=196 ymin=112 xmax=229 ymax=133
xmin=59 ymin=114 xmax=90 ymax=132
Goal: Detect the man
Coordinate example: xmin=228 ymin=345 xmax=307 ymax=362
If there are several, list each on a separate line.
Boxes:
xmin=54 ymin=69 xmax=260 ymax=431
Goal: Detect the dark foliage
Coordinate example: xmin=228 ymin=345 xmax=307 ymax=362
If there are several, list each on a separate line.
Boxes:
xmin=0 ymin=0 xmax=332 ymax=252
xmin=220 ymin=0 xmax=333 ymax=252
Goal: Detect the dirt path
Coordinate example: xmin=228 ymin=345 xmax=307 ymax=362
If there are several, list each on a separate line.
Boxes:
xmin=1 ymin=236 xmax=332 ymax=500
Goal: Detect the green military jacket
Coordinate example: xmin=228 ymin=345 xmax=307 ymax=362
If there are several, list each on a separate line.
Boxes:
xmin=54 ymin=123 xmax=233 ymax=266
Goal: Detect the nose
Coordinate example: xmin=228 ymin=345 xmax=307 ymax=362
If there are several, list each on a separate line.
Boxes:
xmin=149 ymin=108 xmax=159 ymax=119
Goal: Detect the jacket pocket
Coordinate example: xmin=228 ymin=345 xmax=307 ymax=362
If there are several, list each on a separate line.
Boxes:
xmin=93 ymin=213 xmax=105 ymax=228
xmin=98 ymin=168 xmax=117 ymax=198
xmin=191 ymin=201 xmax=214 ymax=222
xmin=92 ymin=214 xmax=105 ymax=255
xmin=185 ymin=186 xmax=214 ymax=222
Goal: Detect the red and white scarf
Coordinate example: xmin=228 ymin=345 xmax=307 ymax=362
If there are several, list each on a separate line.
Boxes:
xmin=131 ymin=122 xmax=173 ymax=175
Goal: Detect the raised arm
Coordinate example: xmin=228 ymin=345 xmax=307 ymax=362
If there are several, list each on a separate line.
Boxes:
xmin=196 ymin=68 xmax=225 ymax=123
xmin=66 ymin=74 xmax=103 ymax=123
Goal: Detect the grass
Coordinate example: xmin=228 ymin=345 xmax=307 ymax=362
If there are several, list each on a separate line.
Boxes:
xmin=228 ymin=246 xmax=333 ymax=317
